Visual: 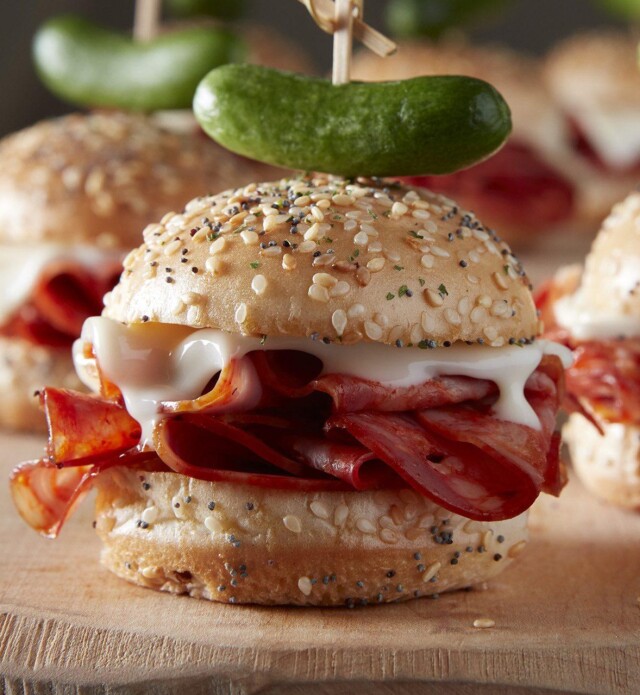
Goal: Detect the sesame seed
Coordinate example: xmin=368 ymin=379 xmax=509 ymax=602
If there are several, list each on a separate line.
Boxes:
xmin=261 ymin=245 xmax=282 ymax=257
xmin=282 ymin=253 xmax=297 ymax=270
xmin=508 ymin=540 xmax=527 ymax=558
xmin=313 ymin=272 xmax=337 ymax=288
xmin=310 ymin=501 xmax=330 ymax=519
xmin=483 ymin=326 xmax=499 ymax=341
xmin=180 ymin=292 xmax=202 ymax=306
xmin=330 ymin=280 xmax=351 ymax=297
xmin=364 ymin=321 xmax=383 ymax=341
xmin=298 ymin=576 xmax=313 ymax=596
xmin=205 ymin=257 xmax=224 ymax=275
xmin=204 ymin=516 xmax=222 ymax=533
xmin=235 ymin=302 xmax=248 ymax=324
xmin=141 ymin=506 xmax=158 ymax=524
xmin=304 ymin=223 xmax=321 ymax=241
xmin=332 ymin=193 xmax=354 ymax=206
xmin=251 ymin=274 xmax=268 ymax=296
xmin=425 ymin=288 xmax=444 ymax=307
xmin=374 ymin=312 xmax=389 ymax=328
xmin=283 ymin=515 xmax=302 ymax=533
xmin=421 ymin=254 xmax=434 ymax=269
xmin=298 ymin=240 xmax=316 ymax=254
xmin=334 ymin=504 xmax=349 ymax=527
xmin=356 ymin=518 xmax=377 ymax=534
xmin=391 ymin=202 xmax=408 ymax=217
xmin=354 ymin=231 xmax=369 ymax=246
xmin=347 ymin=303 xmax=365 ymax=318
xmin=308 ymin=284 xmax=330 ymax=303
xmin=311 ymin=205 xmax=325 ymax=222
xmin=356 ymin=266 xmax=371 ymax=287
xmin=209 ymin=236 xmax=226 ymax=255
xmin=422 ymin=562 xmax=442 ymax=583
xmin=240 ymin=230 xmax=259 ymax=246
xmin=431 ymin=246 xmax=450 ymax=258
xmin=331 ymin=309 xmax=348 ymax=337
xmin=473 ymin=618 xmax=495 ymax=629
xmin=470 ymin=306 xmax=487 ymax=323
xmin=140 ymin=566 xmax=160 ymax=579
xmin=493 ymin=271 xmax=509 ymax=290
xmin=380 ymin=529 xmax=399 ymax=543
xmin=367 ymin=257 xmax=385 ymax=272
xmin=444 ymin=308 xmax=462 ymax=325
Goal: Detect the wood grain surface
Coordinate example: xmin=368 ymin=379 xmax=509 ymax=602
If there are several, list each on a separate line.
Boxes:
xmin=1 ymin=427 xmax=639 ymax=695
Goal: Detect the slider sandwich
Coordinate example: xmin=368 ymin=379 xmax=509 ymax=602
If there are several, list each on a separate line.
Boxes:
xmin=538 ymin=191 xmax=640 ymax=508
xmin=0 ymin=111 xmax=278 ymax=430
xmin=352 ymin=40 xmax=576 ymax=242
xmin=11 ymin=176 xmax=571 ymax=605
xmin=544 ymin=31 xmax=640 ymax=226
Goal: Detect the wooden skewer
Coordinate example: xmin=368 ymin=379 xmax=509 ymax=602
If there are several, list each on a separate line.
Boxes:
xmin=332 ymin=0 xmax=355 ymax=85
xmin=133 ymin=0 xmax=162 ymax=42
xmin=297 ymin=0 xmax=396 ymax=58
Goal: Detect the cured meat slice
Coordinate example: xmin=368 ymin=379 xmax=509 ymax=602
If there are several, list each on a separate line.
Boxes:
xmin=328 ymin=412 xmax=538 ymax=521
xmin=41 ymin=387 xmax=140 ymax=463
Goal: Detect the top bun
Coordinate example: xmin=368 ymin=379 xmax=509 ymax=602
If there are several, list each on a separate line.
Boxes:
xmin=104 ymin=175 xmax=538 ymax=348
xmin=351 ymin=40 xmax=568 ymax=161
xmin=544 ymin=31 xmax=640 ymax=113
xmin=563 ymin=191 xmax=640 ymax=321
xmin=0 ymin=111 xmax=280 ymax=249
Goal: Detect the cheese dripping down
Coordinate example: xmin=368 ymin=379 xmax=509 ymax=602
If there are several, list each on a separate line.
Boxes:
xmin=554 ymin=294 xmax=640 ymax=340
xmin=74 ymin=316 xmax=572 ymax=446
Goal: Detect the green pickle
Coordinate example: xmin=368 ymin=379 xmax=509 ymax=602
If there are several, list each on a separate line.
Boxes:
xmin=386 ymin=0 xmax=511 ymax=40
xmin=33 ymin=15 xmax=245 ymax=111
xmin=194 ymin=64 xmax=512 ymax=177
xmin=165 ymin=0 xmax=246 ymax=21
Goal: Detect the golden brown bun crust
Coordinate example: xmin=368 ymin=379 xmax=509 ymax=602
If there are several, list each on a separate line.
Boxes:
xmin=104 ymin=176 xmax=538 ymax=348
xmin=351 ymin=40 xmax=568 ymax=158
xmin=94 ymin=467 xmax=529 ymax=606
xmin=544 ymin=31 xmax=640 ymax=111
xmin=0 ymin=112 xmax=281 ymax=248
xmin=564 ymin=415 xmax=640 ymax=510
xmin=0 ymin=337 xmax=82 ymax=432
xmin=563 ymin=191 xmax=640 ymax=321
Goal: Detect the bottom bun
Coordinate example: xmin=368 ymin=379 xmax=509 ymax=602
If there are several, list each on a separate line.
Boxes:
xmin=94 ymin=467 xmax=529 ymax=606
xmin=565 ymin=413 xmax=640 ymax=510
xmin=0 ymin=336 xmax=82 ymax=432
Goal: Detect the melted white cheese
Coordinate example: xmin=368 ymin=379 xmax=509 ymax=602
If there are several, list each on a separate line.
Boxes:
xmin=75 ymin=317 xmax=572 ymax=445
xmin=0 ymin=244 xmax=123 ymax=324
xmin=554 ymin=294 xmax=640 ymax=340
xmin=576 ymin=108 xmax=640 ymax=171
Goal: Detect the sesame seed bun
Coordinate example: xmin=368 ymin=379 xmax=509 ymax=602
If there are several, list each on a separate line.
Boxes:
xmin=564 ymin=415 xmax=640 ymax=511
xmin=554 ymin=191 xmax=640 ymax=508
xmin=104 ymin=175 xmax=538 ymax=348
xmin=94 ymin=467 xmax=528 ymax=606
xmin=0 ymin=111 xmax=281 ymax=248
xmin=0 ymin=337 xmax=82 ymax=432
xmin=0 ymin=111 xmax=281 ymax=432
xmin=544 ymin=31 xmax=640 ymax=225
xmin=559 ymin=191 xmax=640 ymax=323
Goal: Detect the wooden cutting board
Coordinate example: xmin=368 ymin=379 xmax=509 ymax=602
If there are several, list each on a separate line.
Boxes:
xmin=1 ymin=430 xmax=639 ymax=695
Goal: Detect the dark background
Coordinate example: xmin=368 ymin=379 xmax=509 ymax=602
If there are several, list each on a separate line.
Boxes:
xmin=0 ymin=0 xmax=622 ymax=138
